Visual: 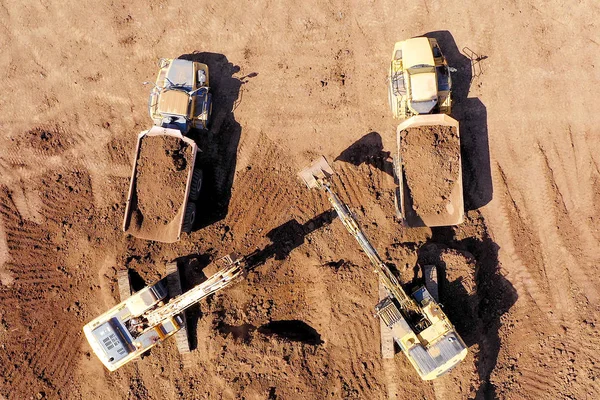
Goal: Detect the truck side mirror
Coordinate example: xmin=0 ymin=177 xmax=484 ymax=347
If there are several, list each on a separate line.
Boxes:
xmin=197 ymin=70 xmax=206 ymax=86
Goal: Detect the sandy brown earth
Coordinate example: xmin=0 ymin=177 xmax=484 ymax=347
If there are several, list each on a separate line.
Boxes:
xmin=400 ymin=125 xmax=460 ymax=216
xmin=1 ymin=0 xmax=600 ymax=399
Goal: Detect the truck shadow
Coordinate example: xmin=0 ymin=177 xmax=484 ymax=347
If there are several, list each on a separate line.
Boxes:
xmin=414 ymin=212 xmax=517 ymax=399
xmin=178 ymin=52 xmax=256 ymax=230
xmin=424 ymin=30 xmax=492 ymax=210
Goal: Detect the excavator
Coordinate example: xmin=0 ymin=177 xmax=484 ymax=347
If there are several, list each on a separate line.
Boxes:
xmin=83 ymin=254 xmax=245 ymax=371
xmin=299 ymin=157 xmax=467 ymax=380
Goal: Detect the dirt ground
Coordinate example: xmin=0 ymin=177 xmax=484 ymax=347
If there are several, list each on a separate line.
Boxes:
xmin=1 ymin=1 xmax=600 ymax=399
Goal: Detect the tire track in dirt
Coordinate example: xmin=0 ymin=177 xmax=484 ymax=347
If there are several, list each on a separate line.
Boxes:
xmin=302 ymin=262 xmax=333 ymax=332
xmin=517 ymin=366 xmax=558 ymax=397
xmin=537 ymin=142 xmax=600 ymax=305
xmin=525 ymin=146 xmax=584 ymax=315
xmin=486 ymin=163 xmax=555 ymax=321
xmin=227 ymin=134 xmax=309 ymax=245
xmin=0 ymin=186 xmax=81 ymax=398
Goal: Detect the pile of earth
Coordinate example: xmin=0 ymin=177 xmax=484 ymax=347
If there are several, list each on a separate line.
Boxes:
xmin=400 ymin=125 xmax=460 ymax=216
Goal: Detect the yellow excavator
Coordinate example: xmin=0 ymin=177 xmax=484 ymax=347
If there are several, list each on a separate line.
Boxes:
xmin=299 ymin=157 xmax=467 ymax=380
xmin=83 ymin=254 xmax=245 ymax=371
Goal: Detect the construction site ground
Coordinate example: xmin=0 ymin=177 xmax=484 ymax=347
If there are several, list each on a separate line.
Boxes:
xmin=1 ymin=1 xmax=599 ymax=399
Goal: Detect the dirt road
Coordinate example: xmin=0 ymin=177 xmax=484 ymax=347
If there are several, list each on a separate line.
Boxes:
xmin=1 ymin=0 xmax=599 ymax=399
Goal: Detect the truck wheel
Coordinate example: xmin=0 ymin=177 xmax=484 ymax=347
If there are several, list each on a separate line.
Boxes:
xmin=189 ymin=169 xmax=203 ymax=201
xmin=182 ymin=202 xmax=196 ymax=233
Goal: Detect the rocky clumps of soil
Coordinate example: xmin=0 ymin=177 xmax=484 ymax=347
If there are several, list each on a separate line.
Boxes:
xmin=400 ymin=125 xmax=460 ymax=216
xmin=129 ymin=135 xmax=193 ymax=238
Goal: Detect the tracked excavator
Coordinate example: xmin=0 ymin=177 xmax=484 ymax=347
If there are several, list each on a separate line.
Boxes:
xmin=299 ymin=157 xmax=467 ymax=380
xmin=83 ymin=254 xmax=245 ymax=371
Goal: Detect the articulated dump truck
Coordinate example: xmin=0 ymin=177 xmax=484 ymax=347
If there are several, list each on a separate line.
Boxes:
xmin=387 ymin=36 xmax=464 ymax=228
xmin=123 ymin=58 xmax=212 ymax=243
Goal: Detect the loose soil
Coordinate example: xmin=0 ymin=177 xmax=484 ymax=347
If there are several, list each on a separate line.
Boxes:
xmin=400 ymin=125 xmax=460 ymax=217
xmin=128 ymin=135 xmax=194 ymax=240
xmin=1 ymin=2 xmax=600 ymax=399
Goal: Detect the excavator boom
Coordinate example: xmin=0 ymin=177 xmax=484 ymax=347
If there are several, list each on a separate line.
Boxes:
xmin=146 ymin=261 xmax=244 ymax=325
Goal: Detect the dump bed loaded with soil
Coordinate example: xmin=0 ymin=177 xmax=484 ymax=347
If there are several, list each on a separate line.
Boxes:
xmin=400 ymin=125 xmax=460 ymax=216
xmin=128 ymin=135 xmax=193 ymax=240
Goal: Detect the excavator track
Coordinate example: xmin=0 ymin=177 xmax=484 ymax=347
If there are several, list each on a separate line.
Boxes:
xmin=117 ymin=269 xmax=132 ymax=302
xmin=379 ymin=280 xmax=395 ymax=359
xmin=165 ymin=262 xmax=191 ymax=355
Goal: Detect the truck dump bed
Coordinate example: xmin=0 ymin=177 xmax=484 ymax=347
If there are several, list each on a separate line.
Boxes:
xmin=122 ymin=126 xmax=197 ymax=242
xmin=395 ymin=114 xmax=464 ymax=227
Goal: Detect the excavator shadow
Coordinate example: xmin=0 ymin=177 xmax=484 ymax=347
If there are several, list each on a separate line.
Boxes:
xmin=335 ymin=131 xmax=394 ymax=178
xmin=177 ymin=52 xmax=257 ymax=230
xmin=246 ymin=209 xmax=337 ymax=269
xmin=216 ymin=320 xmax=323 ymax=346
xmin=163 ymin=210 xmax=336 ymax=351
xmin=415 ymin=214 xmax=517 ymax=399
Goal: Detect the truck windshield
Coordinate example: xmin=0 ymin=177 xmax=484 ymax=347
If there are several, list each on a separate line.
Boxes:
xmin=407 ymin=65 xmax=435 ymax=75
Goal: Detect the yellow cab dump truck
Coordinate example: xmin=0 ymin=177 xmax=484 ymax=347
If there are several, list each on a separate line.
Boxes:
xmin=83 ymin=255 xmax=245 ymax=371
xmin=299 ymin=157 xmax=467 ymax=380
xmin=388 ymin=37 xmax=464 ymax=227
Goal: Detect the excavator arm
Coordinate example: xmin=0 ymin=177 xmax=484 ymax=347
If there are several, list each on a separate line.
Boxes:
xmin=145 ymin=256 xmax=245 ymax=326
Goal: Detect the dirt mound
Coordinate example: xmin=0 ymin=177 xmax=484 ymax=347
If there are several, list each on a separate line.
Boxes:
xmin=19 ymin=125 xmax=73 ymax=155
xmin=128 ymin=135 xmax=194 ymax=238
xmin=400 ymin=125 xmax=460 ymax=216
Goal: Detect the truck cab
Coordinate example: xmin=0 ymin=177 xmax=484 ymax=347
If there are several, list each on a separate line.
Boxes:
xmin=148 ymin=58 xmax=212 ymax=133
xmin=388 ymin=37 xmax=452 ymax=119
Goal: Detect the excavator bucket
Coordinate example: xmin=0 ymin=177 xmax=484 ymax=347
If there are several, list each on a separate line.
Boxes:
xmin=298 ymin=156 xmax=334 ymax=189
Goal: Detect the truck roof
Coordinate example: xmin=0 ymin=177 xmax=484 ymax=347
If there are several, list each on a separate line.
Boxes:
xmin=403 ymin=37 xmax=435 ymax=69
xmin=158 ymin=90 xmax=189 ymax=116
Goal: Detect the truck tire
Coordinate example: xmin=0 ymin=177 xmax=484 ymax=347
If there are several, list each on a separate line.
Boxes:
xmin=182 ymin=202 xmax=196 ymax=233
xmin=189 ymin=169 xmax=203 ymax=201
